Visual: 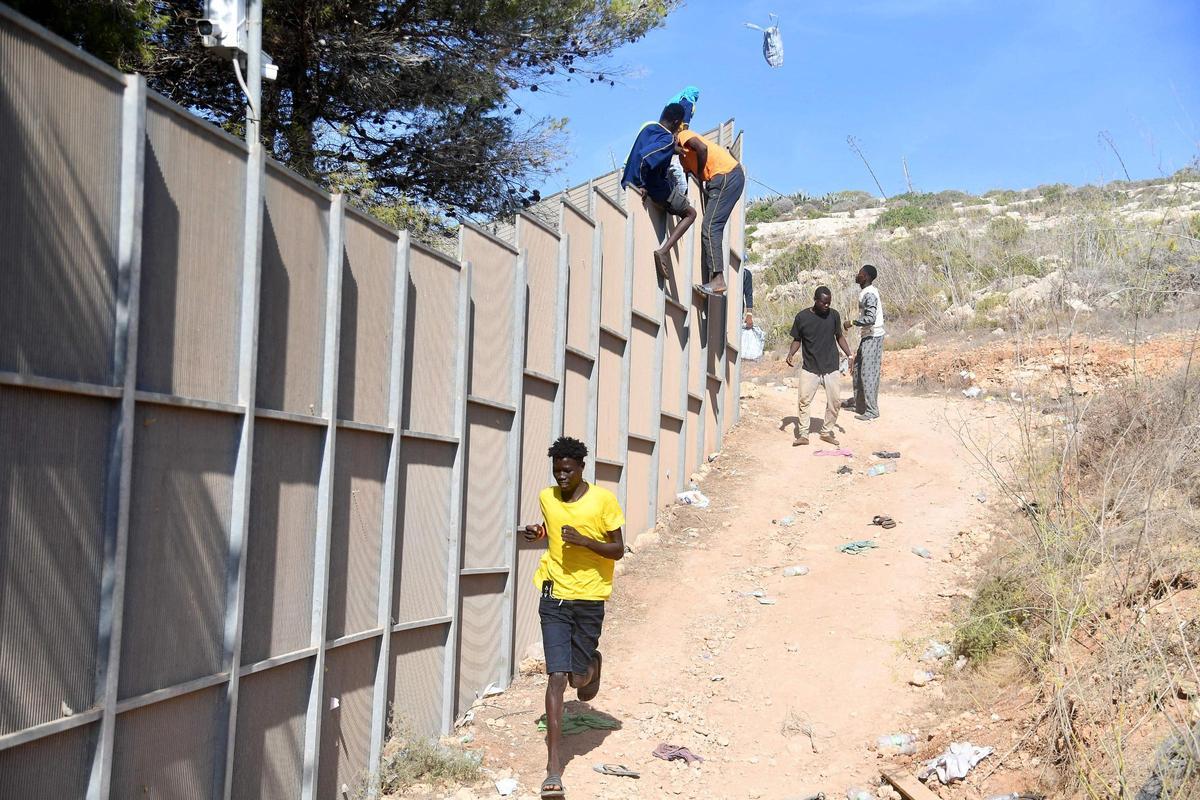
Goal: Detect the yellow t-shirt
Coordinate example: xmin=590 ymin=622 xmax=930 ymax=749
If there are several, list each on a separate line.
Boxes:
xmin=676 ymin=129 xmax=739 ymax=182
xmin=532 ymin=484 xmax=625 ymax=601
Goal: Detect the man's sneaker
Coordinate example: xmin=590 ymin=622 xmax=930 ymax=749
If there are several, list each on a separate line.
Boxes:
xmin=854 ymin=414 xmax=878 ymax=421
xmin=819 ymin=431 xmax=840 ymax=446
xmin=793 ymin=434 xmax=809 ymax=446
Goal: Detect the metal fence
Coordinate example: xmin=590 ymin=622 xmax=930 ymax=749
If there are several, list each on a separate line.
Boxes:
xmin=0 ymin=7 xmax=746 ymax=799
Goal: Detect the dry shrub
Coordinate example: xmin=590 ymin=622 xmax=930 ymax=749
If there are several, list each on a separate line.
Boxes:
xmin=959 ymin=359 xmax=1200 ymax=797
xmin=374 ymin=715 xmax=482 ymax=796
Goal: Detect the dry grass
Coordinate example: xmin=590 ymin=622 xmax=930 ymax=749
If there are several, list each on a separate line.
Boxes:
xmin=956 ymin=344 xmax=1200 ymax=798
xmin=372 ymin=715 xmax=482 ymax=797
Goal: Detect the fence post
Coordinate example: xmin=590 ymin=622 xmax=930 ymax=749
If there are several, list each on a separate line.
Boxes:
xmin=441 ymin=259 xmax=472 ymax=731
xmin=86 ymin=71 xmax=146 ymax=800
xmin=617 ymin=200 xmax=635 ymax=514
xmin=552 ymin=231 xmax=569 ymax=436
xmin=365 ymin=231 xmax=412 ymax=796
xmin=214 ymin=128 xmax=268 ymax=800
xmin=501 ymin=252 xmax=528 ymax=686
xmin=586 ymin=223 xmax=603 ymax=481
xmin=299 ymin=193 xmax=346 ymax=800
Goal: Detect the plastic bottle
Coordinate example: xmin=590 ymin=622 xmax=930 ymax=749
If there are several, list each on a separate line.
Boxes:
xmin=846 ymin=789 xmax=873 ymax=800
xmin=867 ymin=463 xmax=897 ymax=477
xmin=783 ymin=565 xmax=810 ymax=577
xmin=911 ymin=546 xmax=932 ymax=559
xmin=876 ymin=732 xmax=917 ymax=754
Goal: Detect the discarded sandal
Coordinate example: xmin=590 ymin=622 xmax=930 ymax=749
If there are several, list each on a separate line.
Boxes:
xmin=872 ymin=515 xmax=897 ymax=529
xmin=593 ymin=763 xmax=641 ymax=778
xmin=873 ymin=450 xmax=901 ymax=459
xmin=540 ymin=774 xmax=565 ymax=798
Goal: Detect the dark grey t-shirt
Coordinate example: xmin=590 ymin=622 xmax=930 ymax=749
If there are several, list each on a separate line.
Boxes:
xmin=790 ymin=308 xmax=842 ymax=374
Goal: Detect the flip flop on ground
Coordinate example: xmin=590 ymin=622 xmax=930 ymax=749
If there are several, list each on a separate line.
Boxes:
xmin=577 ymin=651 xmax=602 ymax=702
xmin=593 ymin=763 xmax=641 ymax=778
xmin=541 ymin=774 xmax=565 ymax=798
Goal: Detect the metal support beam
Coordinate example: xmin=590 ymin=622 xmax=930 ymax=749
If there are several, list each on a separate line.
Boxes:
xmin=501 ymin=252 xmax=528 ymax=687
xmin=616 ymin=197 xmax=635 ymax=514
xmin=86 ymin=71 xmax=146 ymax=800
xmin=441 ymin=260 xmax=472 ymax=731
xmin=300 ymin=193 xmax=346 ymax=800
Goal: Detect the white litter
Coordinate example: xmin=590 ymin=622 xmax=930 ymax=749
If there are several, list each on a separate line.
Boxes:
xmin=495 ymin=778 xmax=519 ymax=796
xmin=962 ymin=386 xmax=983 ymax=398
xmin=745 ymin=13 xmax=784 ymax=67
xmin=918 ymin=742 xmax=995 ymax=784
xmin=676 ymin=490 xmax=710 ymax=508
xmin=740 ymin=325 xmax=766 ymax=361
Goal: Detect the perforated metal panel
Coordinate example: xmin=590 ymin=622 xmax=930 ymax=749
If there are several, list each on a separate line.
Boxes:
xmin=0 ymin=19 xmax=122 ymax=385
xmin=0 ymin=387 xmax=108 ymax=733
xmin=562 ymin=353 xmax=591 ymax=443
xmin=0 ymin=722 xmax=94 ymax=800
xmin=662 ymin=304 xmax=687 ymax=418
xmin=625 ymin=439 xmax=655 ymax=540
xmin=517 ymin=218 xmax=561 ymax=379
xmin=630 ymin=199 xmax=663 ymax=321
xmin=705 ymin=376 xmax=721 ymax=456
xmin=461 ymin=228 xmax=516 ymax=404
xmin=689 ymin=296 xmax=705 ymax=397
xmin=120 ymin=406 xmax=237 ymax=698
xmin=595 ymin=195 xmax=627 ymax=333
xmin=462 ymin=405 xmax=514 ymax=571
xmin=338 ymin=213 xmax=396 ymax=426
xmin=596 ymin=334 xmax=625 ymax=463
xmin=112 ymin=686 xmax=224 ymax=800
xmin=257 ymin=168 xmax=330 ymax=415
xmin=327 ymin=429 xmax=389 ymax=640
xmin=318 ymin=639 xmax=377 ymax=800
xmin=686 ymin=396 xmax=702 ymax=478
xmin=242 ymin=419 xmax=322 ymax=664
xmin=563 ymin=206 xmax=596 ymax=354
xmin=388 ymin=625 xmax=447 ymax=736
xmin=137 ymin=101 xmax=245 ymax=402
xmin=594 ymin=463 xmax=622 ymax=496
xmin=455 ymin=574 xmax=507 ymax=715
xmin=393 ymin=440 xmax=455 ymax=624
xmin=230 ymin=659 xmax=311 ymax=800
xmin=592 ymin=170 xmax=623 ymax=208
xmin=628 ymin=317 xmax=658 ymax=440
xmin=401 ymin=250 xmax=459 ymax=436
xmin=657 ymin=419 xmax=682 ymax=508
xmin=516 ymin=378 xmax=556 ymax=661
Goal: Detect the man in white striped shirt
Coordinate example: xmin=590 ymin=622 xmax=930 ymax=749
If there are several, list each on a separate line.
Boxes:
xmin=843 ymin=264 xmax=885 ymax=420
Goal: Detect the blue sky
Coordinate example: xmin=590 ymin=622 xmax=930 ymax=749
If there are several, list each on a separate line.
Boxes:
xmin=514 ymin=0 xmax=1200 ymax=201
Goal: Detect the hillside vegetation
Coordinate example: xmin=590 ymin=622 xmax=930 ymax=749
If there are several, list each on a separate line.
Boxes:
xmin=744 ymin=169 xmax=1200 ymax=349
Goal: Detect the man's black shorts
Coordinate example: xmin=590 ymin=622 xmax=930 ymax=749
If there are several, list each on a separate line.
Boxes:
xmin=539 ymin=596 xmax=605 ymax=675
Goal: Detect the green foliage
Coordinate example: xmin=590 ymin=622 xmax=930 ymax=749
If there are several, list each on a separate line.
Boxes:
xmin=20 ymin=0 xmax=679 ymax=218
xmin=928 ymin=189 xmax=973 ymax=208
xmin=761 ymin=241 xmax=825 ymax=286
xmin=975 ymin=292 xmax=1008 ymax=314
xmin=955 ymin=574 xmax=1030 ymax=663
xmin=1187 ymin=214 xmax=1200 ymax=240
xmin=987 ymin=215 xmax=1028 ymax=246
xmin=747 ymin=202 xmax=780 ymax=224
xmin=873 ymin=204 xmax=935 ymax=232
xmin=983 ymin=189 xmax=1016 ymax=205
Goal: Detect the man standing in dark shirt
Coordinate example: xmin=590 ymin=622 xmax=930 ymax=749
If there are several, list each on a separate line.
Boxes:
xmin=785 ymin=286 xmax=854 ymax=446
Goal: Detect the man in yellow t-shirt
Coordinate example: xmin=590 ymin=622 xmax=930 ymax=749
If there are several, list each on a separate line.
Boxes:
xmin=672 ymin=126 xmax=746 ymax=299
xmin=521 ymin=436 xmax=625 ymax=798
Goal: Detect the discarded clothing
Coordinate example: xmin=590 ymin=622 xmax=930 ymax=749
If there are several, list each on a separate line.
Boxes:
xmin=873 ymin=451 xmax=901 ymax=459
xmin=676 ymin=490 xmax=710 ymax=508
xmin=814 ymin=448 xmax=853 ymax=457
xmin=653 ymin=743 xmax=705 ymax=764
xmin=918 ymin=742 xmax=994 ymax=784
xmin=744 ymin=14 xmax=784 ymax=67
xmin=536 ymin=712 xmax=621 ymax=735
xmin=838 ymin=539 xmax=878 ymax=554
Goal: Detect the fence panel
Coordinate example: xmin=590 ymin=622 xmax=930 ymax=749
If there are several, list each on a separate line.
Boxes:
xmin=0 ymin=10 xmax=744 ymax=791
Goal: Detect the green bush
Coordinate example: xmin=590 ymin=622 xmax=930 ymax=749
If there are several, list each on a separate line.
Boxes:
xmin=975 ymin=292 xmax=1008 ymax=314
xmin=747 ymin=202 xmax=779 ymax=224
xmin=987 ymin=215 xmax=1027 ymax=246
xmin=873 ymin=204 xmax=935 ymax=231
xmin=1187 ymin=213 xmax=1200 ymax=240
xmin=761 ymin=241 xmax=824 ymax=286
xmin=377 ymin=719 xmax=482 ymax=794
xmin=955 ymin=574 xmax=1031 ymax=663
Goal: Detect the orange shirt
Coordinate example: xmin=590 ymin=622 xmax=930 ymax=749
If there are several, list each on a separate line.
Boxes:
xmin=676 ymin=129 xmax=739 ymax=182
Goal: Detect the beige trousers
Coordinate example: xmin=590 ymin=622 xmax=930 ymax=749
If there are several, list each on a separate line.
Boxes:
xmin=797 ymin=369 xmax=841 ymax=435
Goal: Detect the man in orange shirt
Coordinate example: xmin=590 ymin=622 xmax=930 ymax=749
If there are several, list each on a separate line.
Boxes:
xmin=673 ymin=125 xmax=746 ymax=297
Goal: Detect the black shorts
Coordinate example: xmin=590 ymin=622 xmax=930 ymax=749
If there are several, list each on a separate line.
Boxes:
xmin=539 ymin=596 xmax=605 ymax=675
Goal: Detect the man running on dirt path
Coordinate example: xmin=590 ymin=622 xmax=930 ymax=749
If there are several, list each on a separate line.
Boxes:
xmin=786 ymin=286 xmax=854 ymax=446
xmin=620 ymin=103 xmax=697 ymax=282
xmin=521 ymin=436 xmax=626 ymax=799
xmin=843 ymin=264 xmax=886 ymax=420
xmin=671 ymin=123 xmax=745 ymax=298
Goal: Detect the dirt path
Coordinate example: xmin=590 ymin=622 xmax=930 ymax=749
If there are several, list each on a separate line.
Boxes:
xmin=450 ymin=388 xmax=1008 ymax=800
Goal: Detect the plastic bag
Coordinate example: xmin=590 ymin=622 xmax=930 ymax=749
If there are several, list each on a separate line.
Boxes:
xmin=740 ymin=325 xmax=766 ymax=361
xmin=745 ymin=14 xmax=784 ymax=68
